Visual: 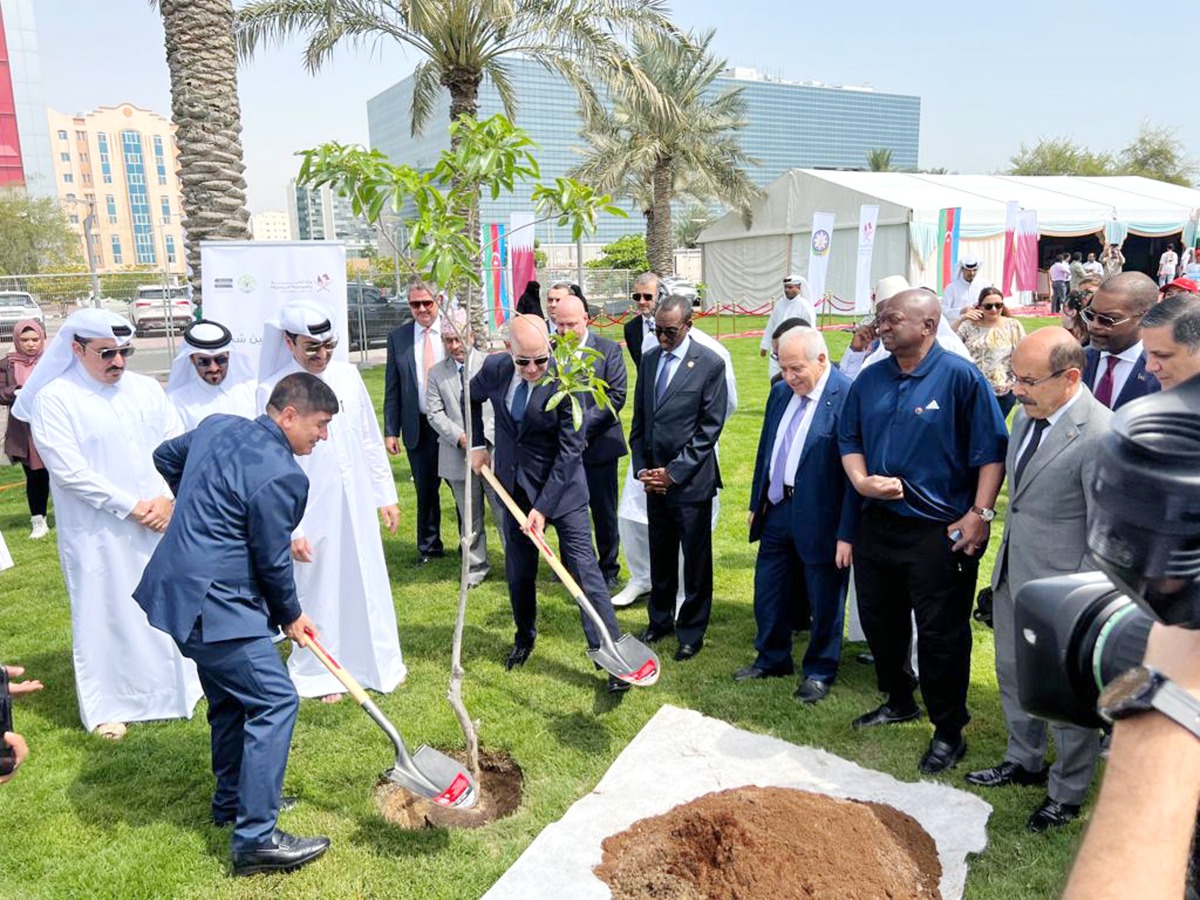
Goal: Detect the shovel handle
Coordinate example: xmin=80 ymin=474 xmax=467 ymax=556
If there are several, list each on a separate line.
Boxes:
xmin=300 ymin=627 xmax=371 ymax=706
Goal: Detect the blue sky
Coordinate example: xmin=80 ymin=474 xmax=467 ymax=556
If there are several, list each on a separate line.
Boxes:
xmin=32 ymin=1 xmax=1185 ymax=213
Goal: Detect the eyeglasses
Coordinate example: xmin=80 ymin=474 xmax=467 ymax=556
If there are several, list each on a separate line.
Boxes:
xmin=513 ymin=355 xmax=549 ymax=368
xmin=296 ymin=338 xmax=337 ymax=357
xmin=654 ymin=325 xmax=684 ymax=338
xmin=980 ymin=302 xmax=1005 ymax=311
xmin=87 ymin=345 xmax=135 ymax=361
xmin=1006 ymin=368 xmax=1068 ymax=388
xmin=408 ymin=299 xmax=435 ymax=309
xmin=1080 ymin=307 xmax=1139 ymax=329
xmin=631 ymin=292 xmax=656 ymax=302
xmin=192 ymin=353 xmax=229 ymax=369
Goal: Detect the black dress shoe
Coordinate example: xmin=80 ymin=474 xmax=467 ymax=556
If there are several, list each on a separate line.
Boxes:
xmin=605 ymin=575 xmax=621 ymax=592
xmin=919 ymin=737 xmax=967 ymax=775
xmin=965 ymin=760 xmax=1048 ymax=789
xmin=504 ymin=644 xmax=533 ymax=670
xmin=417 ymin=554 xmax=444 ymax=565
xmin=674 ymin=641 xmax=703 ymax=661
xmin=856 ymin=652 xmax=875 ymax=665
xmin=733 ymin=665 xmax=792 ymax=682
xmin=1026 ymin=796 xmax=1081 ymax=833
xmin=232 ymin=829 xmax=330 ymax=876
xmin=606 ymin=674 xmax=631 ymax=694
xmin=794 ymin=678 xmax=831 ymax=704
xmin=639 ymin=626 xmax=674 ymax=644
xmin=214 ymin=796 xmax=297 ymax=827
xmin=851 ymin=703 xmax=922 ymax=729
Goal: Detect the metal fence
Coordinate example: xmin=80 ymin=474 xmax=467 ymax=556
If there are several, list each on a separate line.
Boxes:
xmin=0 ymin=271 xmax=186 ymax=320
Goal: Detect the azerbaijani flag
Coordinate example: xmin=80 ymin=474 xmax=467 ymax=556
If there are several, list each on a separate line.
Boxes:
xmin=937 ymin=207 xmax=961 ymax=293
xmin=482 ymin=223 xmax=509 ymax=328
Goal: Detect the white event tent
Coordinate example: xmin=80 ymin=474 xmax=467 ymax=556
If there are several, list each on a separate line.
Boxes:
xmin=697 ymin=170 xmax=1200 ymax=313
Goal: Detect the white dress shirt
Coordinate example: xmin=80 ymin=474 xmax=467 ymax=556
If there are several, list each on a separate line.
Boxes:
xmin=653 ymin=334 xmax=691 ymax=395
xmin=768 ymin=364 xmax=830 ymax=488
xmin=1091 ymin=340 xmax=1143 ymax=405
xmin=414 ymin=318 xmax=444 ymax=414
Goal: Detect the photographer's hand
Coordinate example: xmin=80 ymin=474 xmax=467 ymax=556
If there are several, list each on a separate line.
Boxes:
xmin=0 ymin=732 xmax=28 ymax=784
xmin=3 ymin=665 xmax=42 ymax=697
xmin=1064 ymin=623 xmax=1200 ymax=900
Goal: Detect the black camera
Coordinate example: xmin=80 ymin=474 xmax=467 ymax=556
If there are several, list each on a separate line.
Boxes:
xmin=0 ymin=666 xmax=14 ymax=777
xmin=1015 ymin=376 xmax=1200 ymax=726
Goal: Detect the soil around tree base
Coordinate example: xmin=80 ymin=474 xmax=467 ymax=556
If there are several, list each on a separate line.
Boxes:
xmin=595 ymin=785 xmax=942 ymax=899
xmin=374 ymin=749 xmax=523 ymax=829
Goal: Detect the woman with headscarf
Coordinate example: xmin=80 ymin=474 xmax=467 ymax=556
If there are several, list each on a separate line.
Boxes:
xmin=515 ymin=280 xmax=542 ymax=316
xmin=0 ymin=319 xmax=50 ymax=538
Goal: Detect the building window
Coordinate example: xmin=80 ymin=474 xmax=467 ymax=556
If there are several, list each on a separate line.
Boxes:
xmin=65 ymin=193 xmax=76 ymax=201
xmin=74 ymin=130 xmax=87 ymax=142
xmin=63 ymin=173 xmax=73 ymax=183
xmin=69 ymin=214 xmax=79 ymax=224
xmin=97 ymin=134 xmax=112 ymax=185
xmin=81 ymin=173 xmax=92 ymax=185
xmin=59 ymin=152 xmax=70 ymax=162
xmin=106 ymin=194 xmax=117 ymax=225
xmin=160 ymin=196 xmax=171 ymax=224
xmin=57 ymin=129 xmax=67 ymax=140
xmin=153 ymin=135 xmax=168 ymax=186
xmin=165 ymin=235 xmax=177 ymax=264
xmin=111 ymin=235 xmax=122 ymax=265
xmin=79 ymin=152 xmax=89 ymax=164
xmin=121 ymin=129 xmax=156 ymax=265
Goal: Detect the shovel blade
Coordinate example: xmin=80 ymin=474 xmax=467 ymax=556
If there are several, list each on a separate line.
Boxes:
xmin=588 ymin=634 xmax=660 ymax=687
xmin=385 ymin=746 xmax=478 ymax=809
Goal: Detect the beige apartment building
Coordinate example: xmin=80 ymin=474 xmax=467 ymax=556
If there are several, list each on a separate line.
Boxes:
xmin=46 ymin=103 xmax=186 ymax=275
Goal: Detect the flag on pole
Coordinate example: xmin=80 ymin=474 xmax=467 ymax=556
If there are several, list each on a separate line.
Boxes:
xmin=1015 ymin=209 xmax=1039 ymax=292
xmin=482 ymin=222 xmax=509 ymax=327
xmin=509 ymin=212 xmax=537 ymax=304
xmin=937 ymin=207 xmax=961 ymax=293
xmin=808 ymin=211 xmax=836 ymax=310
xmin=1001 ymin=201 xmax=1019 ymax=297
xmin=853 ymin=205 xmax=879 ymax=315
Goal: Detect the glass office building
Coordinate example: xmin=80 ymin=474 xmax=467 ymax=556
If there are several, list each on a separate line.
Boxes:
xmin=367 ymin=58 xmax=920 ymax=245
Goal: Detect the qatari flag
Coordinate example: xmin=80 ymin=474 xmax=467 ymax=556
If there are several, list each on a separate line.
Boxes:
xmin=509 ymin=212 xmax=537 ymax=306
xmin=937 ymin=207 xmax=961 ymax=292
xmin=1015 ymin=209 xmax=1039 ymax=292
xmin=1002 ymin=201 xmax=1019 ymax=296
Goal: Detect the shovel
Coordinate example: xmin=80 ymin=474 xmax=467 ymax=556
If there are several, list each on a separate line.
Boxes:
xmin=300 ymin=627 xmax=478 ymax=809
xmin=480 ymin=465 xmax=660 ymax=687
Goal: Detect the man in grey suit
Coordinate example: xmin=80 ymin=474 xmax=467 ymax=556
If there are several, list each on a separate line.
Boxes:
xmin=966 ymin=327 xmax=1110 ymax=833
xmin=425 ymin=310 xmax=505 ymax=587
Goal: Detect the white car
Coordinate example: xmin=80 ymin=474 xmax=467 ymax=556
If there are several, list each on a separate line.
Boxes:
xmin=0 ymin=291 xmax=44 ymax=341
xmin=129 ymin=284 xmax=193 ymax=336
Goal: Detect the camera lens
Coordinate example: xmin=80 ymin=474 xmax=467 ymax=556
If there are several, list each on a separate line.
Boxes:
xmin=1015 ymin=573 xmax=1154 ymax=727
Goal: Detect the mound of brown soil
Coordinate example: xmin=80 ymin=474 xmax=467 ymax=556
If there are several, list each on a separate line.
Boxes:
xmin=594 ymin=786 xmax=941 ymax=899
xmin=374 ymin=749 xmax=523 ymax=829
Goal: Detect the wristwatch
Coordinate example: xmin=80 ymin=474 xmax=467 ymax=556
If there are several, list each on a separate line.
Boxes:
xmin=970 ymin=505 xmax=996 ymax=522
xmin=1097 ymin=665 xmax=1200 ymax=739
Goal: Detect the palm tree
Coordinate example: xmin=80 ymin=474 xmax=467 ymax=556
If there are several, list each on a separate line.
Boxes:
xmin=571 ymin=29 xmax=760 ymax=276
xmin=866 ymin=147 xmax=894 ymax=172
xmin=234 ymin=1 xmax=676 ymax=140
xmin=154 ymin=0 xmax=252 ymax=306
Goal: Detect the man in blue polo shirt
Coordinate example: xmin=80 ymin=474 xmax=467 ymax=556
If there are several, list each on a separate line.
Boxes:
xmin=839 ymin=287 xmax=1008 ymax=775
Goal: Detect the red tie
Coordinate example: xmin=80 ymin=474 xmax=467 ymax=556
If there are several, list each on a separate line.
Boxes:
xmin=1094 ymin=355 xmax=1119 ymax=408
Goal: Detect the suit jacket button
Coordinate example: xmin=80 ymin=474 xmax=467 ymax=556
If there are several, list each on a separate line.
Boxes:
xmin=1011 ymin=507 xmax=1019 ymax=514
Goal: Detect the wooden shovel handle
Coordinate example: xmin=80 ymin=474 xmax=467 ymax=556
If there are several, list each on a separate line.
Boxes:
xmin=300 ymin=627 xmax=371 ymax=705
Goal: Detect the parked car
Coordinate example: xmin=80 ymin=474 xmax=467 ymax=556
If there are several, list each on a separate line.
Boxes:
xmin=0 ymin=291 xmax=44 ymax=341
xmin=660 ymin=275 xmax=701 ymax=309
xmin=348 ymin=285 xmax=411 ymax=350
xmin=129 ymin=284 xmax=193 ymax=336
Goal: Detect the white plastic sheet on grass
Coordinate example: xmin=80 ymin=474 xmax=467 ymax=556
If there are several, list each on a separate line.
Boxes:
xmin=483 ymin=704 xmax=991 ymax=900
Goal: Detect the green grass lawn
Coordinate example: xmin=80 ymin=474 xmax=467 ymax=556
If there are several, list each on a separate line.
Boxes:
xmin=0 ymin=316 xmax=1077 ymax=899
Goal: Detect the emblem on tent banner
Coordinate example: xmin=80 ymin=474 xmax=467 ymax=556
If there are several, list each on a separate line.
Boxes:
xmin=811 ymin=230 xmax=831 ymax=256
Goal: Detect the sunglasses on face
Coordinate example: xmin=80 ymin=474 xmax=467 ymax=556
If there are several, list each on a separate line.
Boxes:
xmin=980 ymin=302 xmax=1005 ymax=311
xmin=296 ymin=339 xmax=337 ymax=357
xmin=409 ymin=299 xmax=435 ymax=309
xmin=1080 ymin=307 xmax=1138 ymax=329
xmin=654 ymin=325 xmax=684 ymax=338
xmin=631 ymin=292 xmax=655 ymax=302
xmin=85 ymin=345 xmax=135 ymax=361
xmin=513 ymin=355 xmax=549 ymax=368
xmin=192 ymin=353 xmax=229 ymax=369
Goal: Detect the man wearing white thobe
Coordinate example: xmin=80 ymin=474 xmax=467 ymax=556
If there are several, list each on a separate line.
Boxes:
xmin=257 ymin=299 xmax=406 ymax=700
xmin=13 ymin=309 xmax=202 ymax=735
xmin=613 ymin=308 xmax=738 ymax=607
xmin=166 ymin=319 xmax=257 ymax=429
xmin=941 ymin=256 xmax=990 ymax=322
xmin=761 ymin=275 xmax=817 ymax=380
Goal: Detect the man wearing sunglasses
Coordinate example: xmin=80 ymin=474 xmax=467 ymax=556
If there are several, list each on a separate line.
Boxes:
xmin=468 ymin=314 xmax=628 ymax=691
xmin=166 ymin=319 xmax=257 ymax=429
xmin=1080 ymin=272 xmax=1161 ymax=410
xmin=258 ymin=300 xmax=406 ymax=704
xmin=11 ymin=308 xmax=202 ymax=739
xmin=623 ymin=271 xmax=661 ymax=370
xmin=384 ymin=283 xmax=448 ymax=564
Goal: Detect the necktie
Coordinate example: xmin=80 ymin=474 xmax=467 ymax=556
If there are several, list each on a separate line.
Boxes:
xmin=767 ymin=396 xmax=809 ymax=505
xmin=511 ymin=380 xmax=529 ymax=423
xmin=422 ymin=327 xmax=435 ymax=379
xmin=1013 ymin=417 xmax=1050 ymax=490
xmin=1094 ymin=355 xmax=1119 ymax=408
xmin=655 ymin=352 xmax=675 ymax=404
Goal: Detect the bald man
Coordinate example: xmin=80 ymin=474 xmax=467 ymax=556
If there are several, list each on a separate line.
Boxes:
xmin=555 ymin=295 xmax=628 ymax=589
xmin=839 ymin=288 xmax=1008 ymax=775
xmin=1081 ymin=272 xmax=1161 ymax=410
xmin=469 ymin=314 xmax=628 ymax=692
xmin=967 ymin=328 xmax=1109 ymax=832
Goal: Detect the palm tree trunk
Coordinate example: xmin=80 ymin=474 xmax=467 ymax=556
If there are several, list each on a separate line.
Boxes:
xmin=159 ymin=0 xmax=251 ymax=309
xmin=443 ymin=72 xmax=489 ymax=344
xmin=647 ymin=158 xmax=674 ymax=276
